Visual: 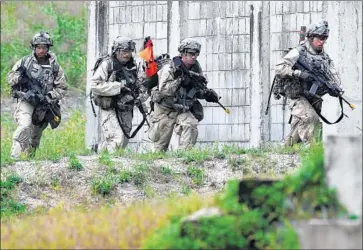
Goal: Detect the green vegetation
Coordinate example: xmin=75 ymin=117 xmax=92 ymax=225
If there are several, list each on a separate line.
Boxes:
xmin=1 ymin=174 xmax=27 ymax=218
xmin=1 ymin=110 xmax=90 ymax=167
xmin=68 ymin=153 xmax=83 ymax=171
xmin=143 ymin=142 xmax=347 ymax=249
xmin=1 ymin=2 xmax=87 ymax=96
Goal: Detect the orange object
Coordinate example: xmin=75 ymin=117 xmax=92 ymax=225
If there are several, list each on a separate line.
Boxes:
xmin=138 ymin=38 xmax=158 ymax=77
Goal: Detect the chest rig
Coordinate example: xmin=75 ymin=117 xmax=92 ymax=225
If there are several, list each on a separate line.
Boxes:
xmin=295 ymin=45 xmax=332 ymax=97
xmin=22 ymin=55 xmax=59 ymax=94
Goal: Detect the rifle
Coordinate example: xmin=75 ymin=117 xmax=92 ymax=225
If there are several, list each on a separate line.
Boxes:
xmin=294 ymin=58 xmax=355 ymax=110
xmin=113 ymin=67 xmax=149 ymax=139
xmin=173 ymin=57 xmax=230 ymax=114
xmin=13 ymin=66 xmax=60 ymax=126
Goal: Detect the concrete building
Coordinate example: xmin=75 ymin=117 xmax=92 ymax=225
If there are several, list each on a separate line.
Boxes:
xmin=86 ymin=1 xmax=362 ymax=151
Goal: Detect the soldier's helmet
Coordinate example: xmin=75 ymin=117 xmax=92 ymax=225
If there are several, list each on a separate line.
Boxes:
xmin=178 ymin=38 xmax=201 ymax=53
xmin=30 ymin=31 xmax=53 ymax=48
xmin=112 ymin=36 xmax=136 ymax=53
xmin=306 ymin=21 xmax=330 ymax=38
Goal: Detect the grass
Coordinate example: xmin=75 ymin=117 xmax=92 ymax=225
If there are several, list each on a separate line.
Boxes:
xmin=1 ymin=2 xmax=87 ymax=96
xmin=0 ymin=193 xmax=215 ymax=249
xmin=1 ymin=110 xmax=90 ymax=167
xmin=1 ymin=174 xmax=27 ymax=219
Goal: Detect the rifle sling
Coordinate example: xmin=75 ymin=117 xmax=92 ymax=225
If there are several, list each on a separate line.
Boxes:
xmin=311 ymin=96 xmax=344 ymax=125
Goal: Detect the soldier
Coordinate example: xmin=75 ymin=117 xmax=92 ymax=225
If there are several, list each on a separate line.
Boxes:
xmin=275 ymin=21 xmax=342 ymax=146
xmin=7 ymin=31 xmax=67 ymax=159
xmin=90 ymin=36 xmax=148 ymax=153
xmin=148 ymin=38 xmax=219 ymax=152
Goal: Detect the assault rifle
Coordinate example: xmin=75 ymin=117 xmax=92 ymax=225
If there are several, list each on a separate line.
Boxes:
xmin=173 ymin=57 xmax=230 ymax=114
xmin=114 ymin=67 xmax=150 ymax=139
xmin=294 ymin=58 xmax=355 ymax=110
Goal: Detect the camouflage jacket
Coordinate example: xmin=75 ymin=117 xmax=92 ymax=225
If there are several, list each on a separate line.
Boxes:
xmin=7 ymin=52 xmax=67 ymax=101
xmin=90 ymin=56 xmax=148 ymax=110
xmin=153 ymin=58 xmax=206 ymax=112
xmin=275 ymin=41 xmax=341 ymax=100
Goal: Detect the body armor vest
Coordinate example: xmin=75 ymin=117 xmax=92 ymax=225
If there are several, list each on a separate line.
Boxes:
xmin=22 ymin=55 xmax=59 ymax=95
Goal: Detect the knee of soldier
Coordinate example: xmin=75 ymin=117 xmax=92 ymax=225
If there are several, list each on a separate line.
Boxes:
xmin=13 ymin=126 xmax=32 ymax=143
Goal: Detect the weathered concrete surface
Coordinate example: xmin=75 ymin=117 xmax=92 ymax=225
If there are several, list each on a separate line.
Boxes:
xmin=86 ymin=1 xmax=362 ymax=150
xmin=324 ymin=135 xmax=362 ymax=217
xmin=294 ymin=219 xmax=362 ymax=249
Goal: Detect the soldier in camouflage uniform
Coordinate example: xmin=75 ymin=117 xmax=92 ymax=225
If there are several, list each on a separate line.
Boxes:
xmin=148 ymin=38 xmax=219 ymax=152
xmin=7 ymin=31 xmax=67 ymax=159
xmin=275 ymin=21 xmax=341 ymax=146
xmin=90 ymin=36 xmax=147 ymax=153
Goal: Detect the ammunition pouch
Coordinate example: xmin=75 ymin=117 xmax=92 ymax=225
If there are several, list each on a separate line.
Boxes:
xmin=32 ymin=102 xmax=61 ymax=129
xmin=92 ymin=95 xmax=114 ymax=110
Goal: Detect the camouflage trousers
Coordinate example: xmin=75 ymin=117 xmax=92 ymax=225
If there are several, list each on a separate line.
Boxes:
xmin=98 ymin=108 xmax=133 ymax=153
xmin=11 ymin=100 xmax=48 ymax=158
xmin=285 ymin=97 xmax=322 ymax=146
xmin=148 ymin=103 xmax=199 ymax=152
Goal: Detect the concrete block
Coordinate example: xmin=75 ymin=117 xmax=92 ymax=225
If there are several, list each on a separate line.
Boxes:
xmin=244 ymin=123 xmax=250 ymax=141
xmin=213 ymin=108 xmax=226 ymax=124
xmin=238 ymin=88 xmax=247 ymax=105
xmin=316 ymin=1 xmax=323 ymax=12
xmin=205 ymin=125 xmax=219 ymax=141
xmin=211 ymin=35 xmax=219 ymax=52
xmin=235 ymin=106 xmax=245 ymax=124
xmin=224 ymin=71 xmax=233 ymax=89
xmin=232 ymin=35 xmax=240 ymax=53
xmin=225 ymin=36 xmax=233 ymax=53
xmin=188 ymin=2 xmax=200 ymax=20
xmin=303 ymin=13 xmax=311 ymax=26
xmin=275 ymin=1 xmax=283 ymax=14
xmin=231 ymin=88 xmax=240 ymax=106
xmin=282 ymin=1 xmax=291 ymax=14
xmin=238 ymin=18 xmax=246 ymax=35
xmin=270 ymin=2 xmax=276 ymax=15
xmin=270 ymin=123 xmax=283 ymax=141
xmin=206 ymin=19 xmax=216 ymax=36
xmin=243 ymin=105 xmax=250 ymax=123
xmin=131 ymin=22 xmax=143 ymax=39
xmin=296 ymin=12 xmax=304 ymax=28
xmin=217 ymin=125 xmax=231 ymax=141
xmin=218 ymin=71 xmax=226 ymax=86
xmin=290 ymin=1 xmax=297 ymax=13
xmin=132 ymin=6 xmax=143 ymax=22
xmin=294 ymin=219 xmax=363 ymax=249
xmin=197 ymin=124 xmax=207 ymax=141
xmin=231 ymin=124 xmax=244 ymax=141
xmin=202 ymin=107 xmax=213 ymax=125
xmin=154 ymin=39 xmax=167 ymax=56
xmin=118 ymin=7 xmax=126 ymax=23
xmin=225 ymin=18 xmax=234 ymax=36
xmin=200 ymin=2 xmax=208 ymax=19
xmin=310 ymin=12 xmax=322 ymax=25
xmin=206 ymin=53 xmax=213 ymax=72
xmin=232 ymin=53 xmax=242 ymax=70
xmin=303 ymin=1 xmax=310 ymax=12
xmin=125 ymin=6 xmax=132 ymax=23
xmin=245 ymin=53 xmax=250 ymax=69
xmin=212 ymin=53 xmax=219 ymax=71
xmin=156 ymin=4 xmax=164 ymax=22
xmin=296 ymin=1 xmax=304 ymax=13
xmin=324 ymin=135 xmax=362 ymax=217
xmin=156 ymin=22 xmax=167 ymax=39
xmin=288 ymin=13 xmax=297 ymax=31
xmin=143 ymin=22 xmax=156 ymax=38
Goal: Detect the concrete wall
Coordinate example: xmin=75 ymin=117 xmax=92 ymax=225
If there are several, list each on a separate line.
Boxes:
xmin=86 ymin=1 xmax=362 ymax=150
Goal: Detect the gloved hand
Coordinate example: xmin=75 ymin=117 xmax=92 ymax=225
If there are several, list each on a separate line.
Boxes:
xmin=298 ymin=70 xmax=312 ymax=81
xmin=45 ymin=92 xmax=57 ymax=104
xmin=205 ymin=89 xmax=219 ymax=103
xmin=181 ymin=75 xmax=191 ymax=87
xmin=330 ymin=88 xmax=341 ymax=97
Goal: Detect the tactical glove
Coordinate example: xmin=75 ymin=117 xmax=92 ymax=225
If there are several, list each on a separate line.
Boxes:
xmin=298 ymin=71 xmax=312 ymax=81
xmin=181 ymin=75 xmax=191 ymax=87
xmin=330 ymin=88 xmax=341 ymax=97
xmin=205 ymin=89 xmax=219 ymax=103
